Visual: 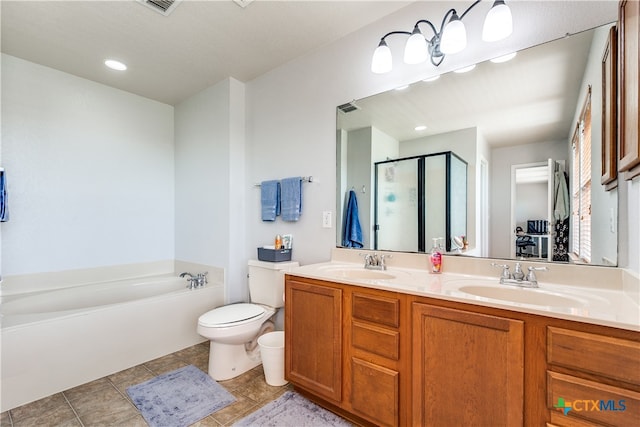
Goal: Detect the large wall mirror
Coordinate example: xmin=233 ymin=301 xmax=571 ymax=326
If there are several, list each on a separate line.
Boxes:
xmin=336 ymin=23 xmax=618 ymax=267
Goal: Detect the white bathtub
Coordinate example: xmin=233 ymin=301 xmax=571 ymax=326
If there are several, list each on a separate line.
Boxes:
xmin=1 ymin=273 xmax=224 ymax=412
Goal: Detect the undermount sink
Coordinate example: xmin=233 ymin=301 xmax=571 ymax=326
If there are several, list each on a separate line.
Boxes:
xmin=458 ymin=285 xmax=587 ymax=308
xmin=326 ymin=269 xmax=396 ymax=280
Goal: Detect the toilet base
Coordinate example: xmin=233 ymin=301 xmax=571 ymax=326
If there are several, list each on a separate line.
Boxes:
xmin=207 ymin=341 xmax=262 ymax=381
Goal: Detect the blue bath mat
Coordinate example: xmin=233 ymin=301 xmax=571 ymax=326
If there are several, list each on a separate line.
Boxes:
xmin=232 ymin=391 xmax=352 ymax=426
xmin=127 ymin=364 xmax=235 ymax=427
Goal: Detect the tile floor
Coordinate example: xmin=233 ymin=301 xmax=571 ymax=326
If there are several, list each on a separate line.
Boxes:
xmin=1 ymin=342 xmax=294 ymax=426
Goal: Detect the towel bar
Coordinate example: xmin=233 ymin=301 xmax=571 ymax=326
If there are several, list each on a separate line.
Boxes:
xmin=254 ymin=176 xmax=313 ymax=187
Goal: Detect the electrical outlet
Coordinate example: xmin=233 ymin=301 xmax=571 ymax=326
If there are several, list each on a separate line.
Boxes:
xmin=322 ymin=211 xmax=332 ymax=228
xmin=610 ymin=208 xmax=616 ymax=233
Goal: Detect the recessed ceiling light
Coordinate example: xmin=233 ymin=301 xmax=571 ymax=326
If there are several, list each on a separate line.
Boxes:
xmin=415 ymin=125 xmax=427 ymax=131
xmin=105 ymin=59 xmax=127 ymax=71
xmin=490 ymin=52 xmax=517 ymax=63
xmin=395 ymin=85 xmax=410 ymax=91
xmin=422 ymin=75 xmax=440 ymax=82
xmin=454 ymin=64 xmax=476 ymax=73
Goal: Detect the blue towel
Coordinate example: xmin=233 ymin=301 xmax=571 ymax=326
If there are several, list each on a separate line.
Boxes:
xmin=342 ymin=190 xmax=363 ymax=248
xmin=0 ymin=170 xmax=8 ymax=222
xmin=281 ymin=177 xmax=302 ymax=222
xmin=261 ymin=180 xmax=280 ymax=221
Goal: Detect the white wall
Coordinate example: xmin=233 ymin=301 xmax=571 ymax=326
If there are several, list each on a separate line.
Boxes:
xmin=174 ymin=78 xmax=247 ymax=303
xmin=1 ymin=54 xmax=175 ymax=276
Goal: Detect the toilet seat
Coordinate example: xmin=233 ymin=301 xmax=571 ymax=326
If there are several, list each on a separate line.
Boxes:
xmin=198 ymin=303 xmax=266 ymax=328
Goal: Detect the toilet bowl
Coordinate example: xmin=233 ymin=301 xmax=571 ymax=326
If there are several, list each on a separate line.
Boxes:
xmin=197 ymin=260 xmax=298 ymax=381
xmin=198 ymin=303 xmax=276 ymax=380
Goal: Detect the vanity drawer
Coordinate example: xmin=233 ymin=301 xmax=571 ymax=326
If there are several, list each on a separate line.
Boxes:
xmin=547 ymin=327 xmax=640 ymax=385
xmin=352 ymin=321 xmax=399 ymax=360
xmin=547 ymin=371 xmax=640 ymax=426
xmin=352 ymin=292 xmax=400 ymax=328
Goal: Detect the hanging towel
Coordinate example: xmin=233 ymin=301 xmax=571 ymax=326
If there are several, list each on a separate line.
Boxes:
xmin=261 ymin=180 xmax=280 ymax=221
xmin=281 ymin=177 xmax=302 ymax=222
xmin=0 ymin=169 xmax=8 ymax=222
xmin=342 ymin=190 xmax=363 ymax=248
xmin=553 ymin=171 xmax=570 ymax=221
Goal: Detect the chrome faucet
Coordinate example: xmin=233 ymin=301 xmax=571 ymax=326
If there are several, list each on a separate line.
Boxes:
xmin=360 ymin=253 xmax=391 ymax=270
xmin=180 ymin=271 xmax=208 ymax=289
xmin=491 ymin=262 xmax=548 ymax=288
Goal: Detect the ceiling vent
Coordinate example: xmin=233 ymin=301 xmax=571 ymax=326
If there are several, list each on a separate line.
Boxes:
xmin=137 ymin=0 xmax=182 ymax=16
xmin=337 ymin=102 xmax=360 ymax=114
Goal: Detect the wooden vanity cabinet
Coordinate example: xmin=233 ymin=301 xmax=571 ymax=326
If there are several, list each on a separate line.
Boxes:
xmin=284 ymin=277 xmax=343 ymax=403
xmin=284 ymin=276 xmax=410 ymax=426
xmin=285 ymin=274 xmax=639 ymax=426
xmin=546 ymin=326 xmax=640 ymax=426
xmin=345 ymin=290 xmax=409 ymax=427
xmin=412 ymin=303 xmax=525 ymax=426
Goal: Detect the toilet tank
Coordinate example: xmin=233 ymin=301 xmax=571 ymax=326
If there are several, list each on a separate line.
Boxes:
xmin=248 ymin=260 xmax=299 ymax=308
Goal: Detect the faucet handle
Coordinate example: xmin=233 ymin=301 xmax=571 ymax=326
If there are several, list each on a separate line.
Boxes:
xmin=379 ymin=254 xmax=392 ymax=268
xmin=491 ymin=263 xmax=511 ymax=279
xmin=526 ymin=266 xmax=549 ymax=282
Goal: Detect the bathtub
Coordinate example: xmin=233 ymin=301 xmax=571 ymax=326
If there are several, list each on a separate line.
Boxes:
xmin=1 ymin=273 xmax=224 ymax=412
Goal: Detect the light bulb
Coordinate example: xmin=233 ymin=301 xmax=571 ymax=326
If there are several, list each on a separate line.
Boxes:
xmin=371 ymin=40 xmax=393 ymax=74
xmin=483 ymin=0 xmax=513 ymax=42
xmin=105 ymin=59 xmax=127 ymax=71
xmin=440 ymin=13 xmax=467 ymax=54
xmin=404 ymin=26 xmax=429 ymax=64
xmin=490 ymin=52 xmax=517 ymax=63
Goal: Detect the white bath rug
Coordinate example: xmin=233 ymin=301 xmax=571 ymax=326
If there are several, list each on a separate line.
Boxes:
xmin=126 ymin=364 xmax=235 ymax=427
xmin=232 ymin=391 xmax=353 ymax=426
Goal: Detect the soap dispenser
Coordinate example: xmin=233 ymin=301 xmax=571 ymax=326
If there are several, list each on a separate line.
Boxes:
xmin=429 ymin=238 xmax=442 ymax=274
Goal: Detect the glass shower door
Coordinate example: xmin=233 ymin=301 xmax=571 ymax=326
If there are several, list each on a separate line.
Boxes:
xmin=375 ymin=158 xmax=419 ymax=252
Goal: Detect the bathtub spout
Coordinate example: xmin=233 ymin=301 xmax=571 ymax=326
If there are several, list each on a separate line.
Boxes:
xmin=180 ymin=272 xmax=207 ymax=289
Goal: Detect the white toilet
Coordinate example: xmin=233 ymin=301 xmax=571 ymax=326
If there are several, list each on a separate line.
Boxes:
xmin=197 ymin=260 xmax=298 ymax=381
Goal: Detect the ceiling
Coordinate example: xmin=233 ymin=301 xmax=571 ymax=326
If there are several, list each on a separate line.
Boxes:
xmin=337 ymin=25 xmax=605 ymax=148
xmin=1 ymin=0 xmax=411 ymax=105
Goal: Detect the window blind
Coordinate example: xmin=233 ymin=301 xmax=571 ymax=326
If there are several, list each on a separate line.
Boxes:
xmin=571 ymin=87 xmax=592 ymax=263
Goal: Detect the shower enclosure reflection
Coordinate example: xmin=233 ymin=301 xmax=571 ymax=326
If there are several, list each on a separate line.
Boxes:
xmin=375 ymin=152 xmax=467 ymax=252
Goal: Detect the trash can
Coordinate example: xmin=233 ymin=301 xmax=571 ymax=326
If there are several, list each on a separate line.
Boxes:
xmin=258 ymin=331 xmax=287 ymax=386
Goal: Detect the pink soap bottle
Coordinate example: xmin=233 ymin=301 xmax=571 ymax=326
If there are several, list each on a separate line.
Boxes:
xmin=430 ymin=238 xmax=442 ymax=274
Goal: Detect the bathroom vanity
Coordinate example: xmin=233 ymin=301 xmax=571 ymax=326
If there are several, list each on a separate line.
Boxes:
xmin=284 ymin=252 xmax=639 ymax=426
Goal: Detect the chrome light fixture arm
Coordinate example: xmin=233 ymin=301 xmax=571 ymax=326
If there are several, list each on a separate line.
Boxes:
xmin=371 ymin=0 xmax=512 ymax=73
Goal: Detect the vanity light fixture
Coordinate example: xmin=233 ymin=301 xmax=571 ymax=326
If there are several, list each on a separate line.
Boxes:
xmin=371 ymin=0 xmax=513 ymax=73
xmin=105 ymin=59 xmax=127 ymax=71
xmin=422 ymin=75 xmax=441 ymax=82
xmin=490 ymin=51 xmax=517 ymax=63
xmin=454 ymin=64 xmax=476 ymax=73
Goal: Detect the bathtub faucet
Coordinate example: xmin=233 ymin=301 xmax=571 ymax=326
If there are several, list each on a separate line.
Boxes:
xmin=180 ymin=272 xmax=208 ymax=289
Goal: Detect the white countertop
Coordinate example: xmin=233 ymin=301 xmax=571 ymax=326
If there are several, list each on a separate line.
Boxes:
xmin=287 ymin=260 xmax=640 ymax=332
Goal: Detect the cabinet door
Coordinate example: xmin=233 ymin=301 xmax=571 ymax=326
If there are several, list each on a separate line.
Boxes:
xmin=350 ymin=357 xmax=399 ymax=427
xmin=618 ymin=0 xmax=640 ymax=179
xmin=285 ymin=278 xmax=342 ymax=403
xmin=412 ymin=303 xmax=524 ymax=426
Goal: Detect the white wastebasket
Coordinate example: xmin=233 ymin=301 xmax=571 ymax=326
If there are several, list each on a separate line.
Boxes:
xmin=258 ymin=331 xmax=287 ymax=386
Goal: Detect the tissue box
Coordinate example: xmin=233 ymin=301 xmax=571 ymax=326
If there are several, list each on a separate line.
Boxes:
xmin=257 ymin=247 xmax=292 ymax=262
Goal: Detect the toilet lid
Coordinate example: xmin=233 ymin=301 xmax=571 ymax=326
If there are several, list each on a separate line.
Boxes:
xmin=198 ymin=303 xmax=265 ymax=327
